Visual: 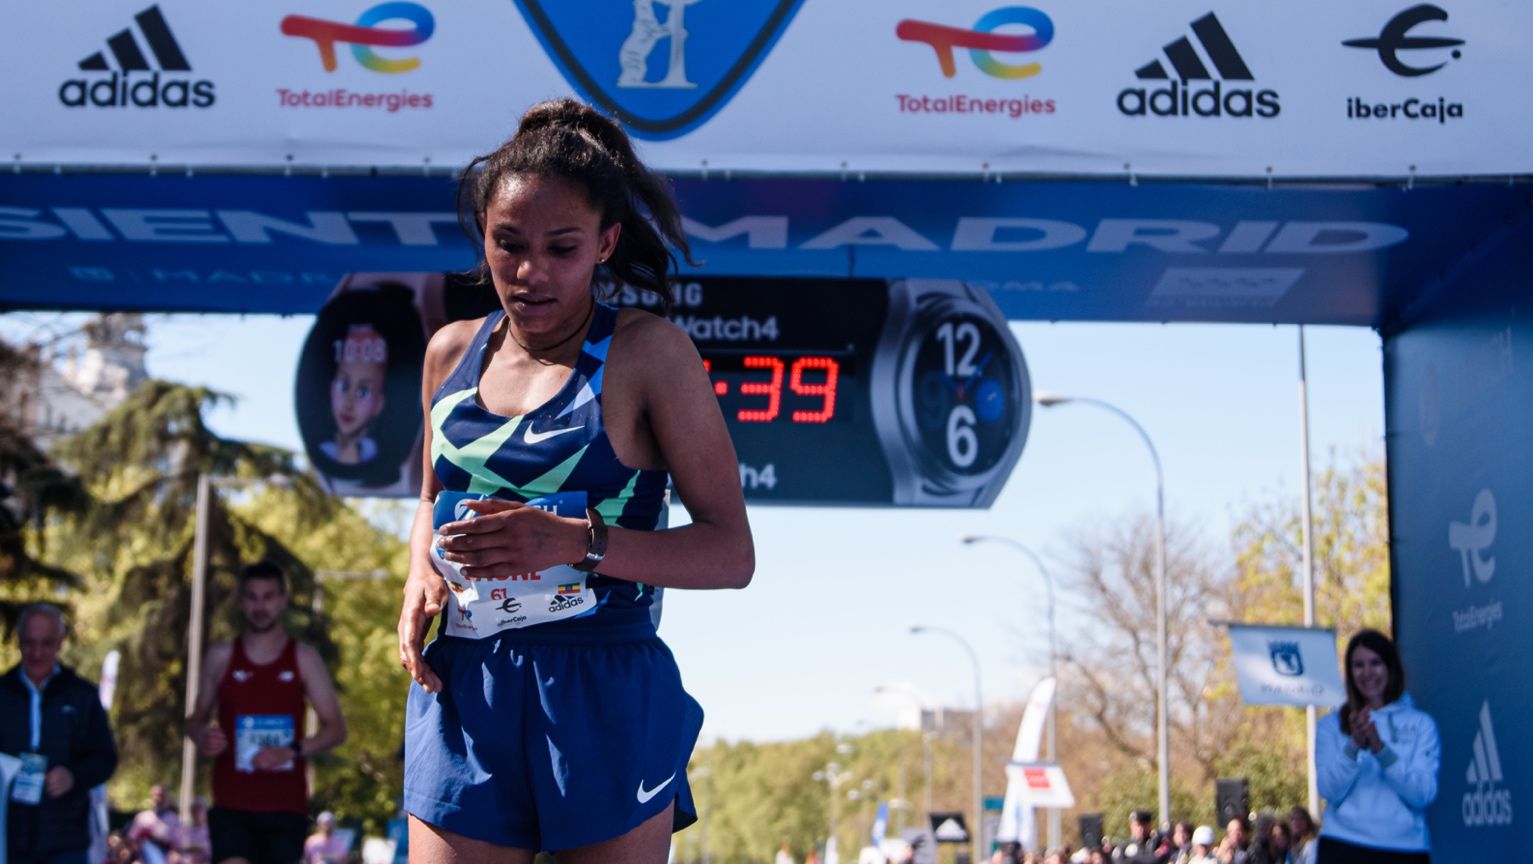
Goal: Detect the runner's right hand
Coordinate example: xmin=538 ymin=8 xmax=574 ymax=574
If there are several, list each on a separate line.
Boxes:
xmin=198 ymin=725 xmax=228 ymax=758
xmin=399 ymin=566 xmax=445 ymax=693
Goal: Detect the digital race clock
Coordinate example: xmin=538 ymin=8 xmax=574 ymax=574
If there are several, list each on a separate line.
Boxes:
xmin=616 ymin=276 xmax=1032 ymax=507
xmin=337 ymin=274 xmax=1033 ymax=507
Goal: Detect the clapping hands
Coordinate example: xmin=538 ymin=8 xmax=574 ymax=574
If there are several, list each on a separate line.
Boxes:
xmin=1349 ymin=707 xmax=1384 ymax=753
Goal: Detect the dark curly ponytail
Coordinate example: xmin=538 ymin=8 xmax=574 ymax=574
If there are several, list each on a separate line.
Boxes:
xmin=458 ymin=98 xmax=694 ymax=314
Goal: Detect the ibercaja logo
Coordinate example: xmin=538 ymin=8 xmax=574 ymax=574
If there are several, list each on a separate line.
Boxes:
xmin=509 ymin=0 xmax=805 ymax=140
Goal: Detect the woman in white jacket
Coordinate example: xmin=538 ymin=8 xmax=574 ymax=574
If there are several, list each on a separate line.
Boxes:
xmin=1315 ymin=630 xmax=1439 ymax=863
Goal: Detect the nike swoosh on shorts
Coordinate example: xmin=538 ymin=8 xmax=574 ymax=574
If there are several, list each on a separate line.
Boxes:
xmin=636 ymin=771 xmax=677 ymax=804
xmin=524 ymin=425 xmax=583 ymax=445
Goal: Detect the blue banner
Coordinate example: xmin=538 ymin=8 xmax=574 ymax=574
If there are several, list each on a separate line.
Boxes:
xmin=1386 ymin=214 xmax=1533 ymax=860
xmin=1 ymin=172 xmax=1527 ymax=324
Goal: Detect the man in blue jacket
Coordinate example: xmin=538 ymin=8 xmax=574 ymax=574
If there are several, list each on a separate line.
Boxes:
xmin=2 ymin=604 xmax=118 ymax=864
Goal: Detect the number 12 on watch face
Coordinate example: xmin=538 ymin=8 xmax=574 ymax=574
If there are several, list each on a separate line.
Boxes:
xmin=702 ymin=353 xmax=845 ymax=424
xmin=916 ymin=315 xmax=1016 ymax=474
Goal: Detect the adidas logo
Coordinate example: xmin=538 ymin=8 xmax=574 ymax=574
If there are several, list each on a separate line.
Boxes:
xmin=58 ymin=5 xmax=216 ymax=109
xmin=1462 ymin=700 xmax=1514 ymax=827
xmin=1116 ymin=12 xmax=1279 ymax=119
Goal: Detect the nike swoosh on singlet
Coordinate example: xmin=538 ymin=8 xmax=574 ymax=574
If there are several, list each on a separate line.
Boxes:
xmin=636 ymin=771 xmax=677 ymax=804
xmin=524 ymin=425 xmax=584 ymax=445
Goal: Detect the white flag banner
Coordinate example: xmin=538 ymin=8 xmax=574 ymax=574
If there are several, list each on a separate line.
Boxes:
xmin=1226 ymin=623 xmax=1346 ymax=707
xmin=997 ymin=677 xmax=1055 ymax=844
xmin=1004 ymin=763 xmax=1075 ymax=809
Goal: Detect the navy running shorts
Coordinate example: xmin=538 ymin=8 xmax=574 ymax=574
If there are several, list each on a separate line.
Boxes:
xmin=403 ymin=628 xmax=703 ymax=852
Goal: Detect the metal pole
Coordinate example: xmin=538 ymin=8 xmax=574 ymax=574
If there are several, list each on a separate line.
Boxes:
xmin=972 ymin=657 xmax=983 ymax=864
xmin=910 ymin=626 xmax=983 ymax=864
xmin=1298 ymin=326 xmax=1319 ymax=817
xmin=923 ymin=731 xmax=933 ymax=822
xmin=961 ymin=536 xmax=1060 ymax=847
xmin=1038 ymin=396 xmax=1169 ymax=827
xmin=180 ymin=473 xmax=211 ymax=824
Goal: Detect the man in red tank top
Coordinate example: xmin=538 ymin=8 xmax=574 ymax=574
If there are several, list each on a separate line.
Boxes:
xmin=185 ymin=561 xmax=347 ymax=864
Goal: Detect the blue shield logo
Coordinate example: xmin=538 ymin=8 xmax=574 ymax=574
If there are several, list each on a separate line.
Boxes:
xmin=1269 ymin=641 xmax=1303 ymax=677
xmin=511 ymin=0 xmax=805 ymax=139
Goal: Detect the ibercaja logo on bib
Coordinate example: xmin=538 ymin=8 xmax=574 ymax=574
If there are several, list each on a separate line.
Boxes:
xmin=509 ymin=0 xmax=805 ymax=140
xmin=58 ymin=5 xmax=216 ymax=109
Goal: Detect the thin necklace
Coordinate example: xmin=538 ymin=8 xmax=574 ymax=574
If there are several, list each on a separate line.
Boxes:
xmin=506 ymin=299 xmax=594 ymax=361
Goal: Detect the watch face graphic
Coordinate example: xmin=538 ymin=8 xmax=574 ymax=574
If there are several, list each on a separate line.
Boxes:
xmin=908 ymin=310 xmax=1024 ymax=477
xmin=876 ymin=280 xmax=1032 ymax=507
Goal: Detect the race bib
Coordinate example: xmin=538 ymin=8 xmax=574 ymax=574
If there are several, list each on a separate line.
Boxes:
xmin=10 ymin=752 xmax=46 ymax=804
xmin=235 ymin=714 xmax=295 ymax=772
xmin=433 ymin=491 xmax=596 ymax=638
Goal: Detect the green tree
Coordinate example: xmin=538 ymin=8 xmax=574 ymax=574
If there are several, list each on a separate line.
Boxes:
xmin=1046 ymin=454 xmax=1390 ymax=833
xmin=1213 ymin=453 xmax=1392 ymax=815
xmin=29 ymin=379 xmax=408 ymax=826
xmin=0 ymin=340 xmax=89 ymax=628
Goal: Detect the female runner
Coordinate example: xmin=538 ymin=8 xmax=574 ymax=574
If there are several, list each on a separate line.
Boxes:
xmin=396 ymin=98 xmax=754 ymax=863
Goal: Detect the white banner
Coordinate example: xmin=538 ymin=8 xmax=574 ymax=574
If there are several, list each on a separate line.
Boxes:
xmin=997 ymin=676 xmax=1055 ymax=844
xmin=1226 ymin=623 xmax=1347 ymax=707
xmin=1004 ymin=762 xmax=1075 ymax=809
xmin=3 ymin=1 xmax=1529 ymax=177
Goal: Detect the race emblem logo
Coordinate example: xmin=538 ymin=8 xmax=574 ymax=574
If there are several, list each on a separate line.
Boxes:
xmin=893 ymin=7 xmax=1057 ymax=121
xmin=1342 ymin=4 xmax=1464 ymax=123
xmin=60 ymin=5 xmax=216 ymax=109
xmin=510 ymin=0 xmax=805 ymax=139
xmin=1117 ymin=12 xmax=1279 ymax=119
xmin=1463 ymin=700 xmax=1513 ymax=826
xmin=1268 ymin=641 xmax=1303 ymax=677
xmin=278 ymin=3 xmax=437 ymax=112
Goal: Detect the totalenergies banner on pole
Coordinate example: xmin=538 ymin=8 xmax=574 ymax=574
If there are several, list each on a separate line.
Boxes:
xmin=2 ymin=0 xmax=1529 ymax=177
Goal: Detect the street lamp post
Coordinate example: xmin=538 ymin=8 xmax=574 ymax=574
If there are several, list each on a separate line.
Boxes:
xmin=813 ymin=759 xmax=855 ymax=862
xmin=1033 ymin=391 xmax=1171 ymax=828
xmin=179 ymin=472 xmax=290 ymax=823
xmin=960 ymin=535 xmax=1059 ymax=847
xmin=874 ymin=683 xmax=936 ymax=825
xmin=911 ymin=625 xmax=982 ymax=864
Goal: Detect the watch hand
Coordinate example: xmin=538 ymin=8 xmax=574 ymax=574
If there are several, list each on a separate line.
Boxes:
xmin=961 ymin=352 xmax=994 ymax=392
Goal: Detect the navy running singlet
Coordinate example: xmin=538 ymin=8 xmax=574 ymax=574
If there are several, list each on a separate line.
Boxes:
xmin=428 ymin=303 xmax=668 ymax=634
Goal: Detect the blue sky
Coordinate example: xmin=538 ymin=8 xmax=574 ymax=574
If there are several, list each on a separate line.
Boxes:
xmin=3 ymin=312 xmax=1384 ymax=743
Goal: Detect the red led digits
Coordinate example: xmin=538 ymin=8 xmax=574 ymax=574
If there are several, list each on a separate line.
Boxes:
xmin=702 ymin=359 xmax=728 ymax=396
xmin=737 ymin=356 xmax=783 ymax=422
xmin=706 ymin=354 xmax=842 ymax=424
xmin=789 ymin=357 xmax=839 ymax=423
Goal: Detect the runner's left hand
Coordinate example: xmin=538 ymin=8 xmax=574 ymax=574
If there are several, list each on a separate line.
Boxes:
xmin=434 ymin=498 xmax=587 ymax=577
xmin=251 ymin=745 xmax=296 ymax=771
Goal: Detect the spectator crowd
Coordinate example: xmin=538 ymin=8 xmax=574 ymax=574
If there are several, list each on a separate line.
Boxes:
xmin=988 ymin=806 xmax=1321 ymax=864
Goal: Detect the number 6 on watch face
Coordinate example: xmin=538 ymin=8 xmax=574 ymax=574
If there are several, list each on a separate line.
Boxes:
xmin=911 ymin=312 xmax=1020 ymax=476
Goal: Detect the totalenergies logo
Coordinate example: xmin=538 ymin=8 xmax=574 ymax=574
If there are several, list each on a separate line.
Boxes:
xmin=897 ymin=7 xmax=1053 ymax=79
xmin=281 ymin=2 xmax=435 ymax=73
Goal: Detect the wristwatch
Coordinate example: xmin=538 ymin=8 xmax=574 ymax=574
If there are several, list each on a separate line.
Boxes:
xmin=573 ymin=507 xmax=608 ymax=572
xmin=871 ymin=280 xmax=1032 ymax=507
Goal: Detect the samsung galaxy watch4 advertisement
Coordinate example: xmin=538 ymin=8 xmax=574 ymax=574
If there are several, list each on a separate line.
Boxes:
xmin=295 ymin=274 xmax=1030 ymax=507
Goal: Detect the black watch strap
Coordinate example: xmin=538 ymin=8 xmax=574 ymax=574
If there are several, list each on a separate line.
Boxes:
xmin=573 ymin=507 xmax=607 ymax=572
